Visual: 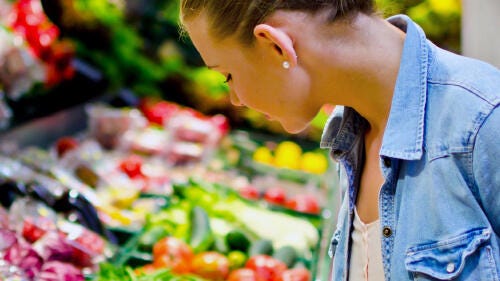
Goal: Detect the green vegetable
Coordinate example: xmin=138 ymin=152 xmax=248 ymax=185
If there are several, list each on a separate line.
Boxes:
xmin=225 ymin=230 xmax=251 ymax=253
xmin=138 ymin=226 xmax=170 ymax=252
xmin=273 ymin=246 xmax=298 ymax=268
xmin=215 ymin=200 xmax=319 ymax=253
xmin=292 ymin=259 xmax=310 ymax=269
xmin=227 ymin=251 xmax=248 ymax=270
xmin=95 ymin=262 xmax=207 ymax=281
xmin=213 ymin=235 xmax=229 ymax=254
xmin=188 ymin=206 xmax=214 ymax=253
xmin=95 ymin=263 xmax=132 ymax=281
xmin=210 ymin=217 xmax=234 ymax=237
xmin=248 ymin=239 xmax=274 ymax=256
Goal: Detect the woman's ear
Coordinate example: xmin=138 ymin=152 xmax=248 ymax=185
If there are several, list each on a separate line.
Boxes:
xmin=253 ymin=24 xmax=297 ymax=67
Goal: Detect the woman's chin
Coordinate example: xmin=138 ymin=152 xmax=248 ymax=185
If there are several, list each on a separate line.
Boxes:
xmin=280 ymin=119 xmax=309 ymax=134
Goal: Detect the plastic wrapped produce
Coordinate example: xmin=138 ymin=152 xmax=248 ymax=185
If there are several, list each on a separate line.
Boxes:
xmin=0 ymin=26 xmax=45 ymax=100
xmin=0 ymin=90 xmax=12 ymax=129
xmin=86 ymin=104 xmax=146 ymax=150
xmin=0 ymin=229 xmax=17 ymax=252
xmin=37 ymin=261 xmax=84 ymax=281
xmin=4 ymin=241 xmax=44 ymax=279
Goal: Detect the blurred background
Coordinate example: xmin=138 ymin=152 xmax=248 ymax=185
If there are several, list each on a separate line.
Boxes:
xmin=1 ymin=0 xmax=486 ymax=139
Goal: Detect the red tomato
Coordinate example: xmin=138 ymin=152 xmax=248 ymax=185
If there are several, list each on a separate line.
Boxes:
xmin=211 ymin=114 xmax=230 ymax=136
xmin=74 ymin=229 xmax=105 ymax=254
xmin=190 ymin=252 xmax=230 ymax=281
xmin=153 ymin=237 xmax=194 ymax=274
xmin=45 ymin=63 xmax=60 ymax=87
xmin=239 ymin=185 xmax=261 ymax=200
xmin=175 ymin=126 xmax=210 ymax=143
xmin=134 ymin=264 xmax=157 ymax=276
xmin=245 ymin=255 xmax=287 ymax=281
xmin=45 ymin=40 xmax=75 ymax=85
xmin=55 ymin=137 xmax=79 ymax=158
xmin=71 ymin=246 xmax=94 ymax=268
xmin=118 ymin=155 xmax=144 ymax=179
xmin=277 ymin=268 xmax=311 ymax=281
xmin=286 ymin=194 xmax=320 ymax=214
xmin=22 ymin=218 xmax=48 ymax=243
xmin=155 ymin=254 xmax=192 ymax=274
xmin=141 ymin=100 xmax=179 ymax=125
xmin=263 ymin=187 xmax=287 ymax=205
xmin=227 ymin=268 xmax=258 ymax=281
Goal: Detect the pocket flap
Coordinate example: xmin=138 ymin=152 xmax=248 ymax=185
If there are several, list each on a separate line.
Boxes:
xmin=405 ymin=228 xmax=491 ymax=280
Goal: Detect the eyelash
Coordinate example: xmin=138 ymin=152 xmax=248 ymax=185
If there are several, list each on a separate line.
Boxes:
xmin=224 ymin=74 xmax=232 ymax=83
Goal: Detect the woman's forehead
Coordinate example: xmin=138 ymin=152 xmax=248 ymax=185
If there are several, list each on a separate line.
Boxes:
xmin=184 ymin=16 xmax=232 ymax=64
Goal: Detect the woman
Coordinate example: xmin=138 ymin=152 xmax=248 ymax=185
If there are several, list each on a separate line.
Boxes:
xmin=179 ymin=1 xmax=500 ymax=280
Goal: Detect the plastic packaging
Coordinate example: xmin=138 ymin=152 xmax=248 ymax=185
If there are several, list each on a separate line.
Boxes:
xmin=86 ymin=104 xmax=146 ymax=150
xmin=0 ymin=26 xmax=45 ymax=100
xmin=1 ymin=196 xmax=113 ymax=279
xmin=164 ymin=113 xmax=224 ymax=165
xmin=0 ymin=90 xmax=12 ymax=129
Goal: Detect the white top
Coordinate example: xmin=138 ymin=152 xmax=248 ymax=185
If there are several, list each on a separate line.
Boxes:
xmin=349 ymin=208 xmax=385 ymax=281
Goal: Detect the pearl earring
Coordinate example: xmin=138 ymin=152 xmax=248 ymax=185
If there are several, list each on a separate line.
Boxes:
xmin=282 ymin=61 xmax=290 ymax=69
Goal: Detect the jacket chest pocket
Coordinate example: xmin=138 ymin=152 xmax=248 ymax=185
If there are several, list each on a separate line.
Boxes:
xmin=405 ymin=228 xmax=499 ymax=281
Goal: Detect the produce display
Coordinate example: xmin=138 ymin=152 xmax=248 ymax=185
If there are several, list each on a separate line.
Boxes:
xmin=110 ymin=179 xmax=320 ymax=278
xmin=0 ymin=0 xmax=74 ymax=93
xmin=0 ymin=99 xmax=336 ymax=281
xmin=0 ymin=175 xmax=113 ymax=280
xmin=252 ymin=141 xmax=328 ymax=175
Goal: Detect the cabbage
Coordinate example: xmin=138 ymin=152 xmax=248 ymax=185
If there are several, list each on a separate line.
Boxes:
xmin=4 ymin=241 xmax=43 ymax=279
xmin=0 ymin=265 xmax=28 ymax=280
xmin=37 ymin=261 xmax=84 ymax=281
xmin=33 ymin=231 xmax=74 ymax=262
xmin=0 ymin=229 xmax=17 ymax=251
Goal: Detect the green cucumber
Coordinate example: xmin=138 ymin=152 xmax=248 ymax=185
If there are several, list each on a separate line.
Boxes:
xmin=189 ymin=206 xmax=214 ymax=253
xmin=138 ymin=226 xmax=169 ymax=252
xmin=293 ymin=258 xmax=310 ymax=269
xmin=248 ymin=239 xmax=274 ymax=256
xmin=213 ymin=235 xmax=229 ymax=254
xmin=273 ymin=246 xmax=298 ymax=268
xmin=225 ymin=230 xmax=251 ymax=253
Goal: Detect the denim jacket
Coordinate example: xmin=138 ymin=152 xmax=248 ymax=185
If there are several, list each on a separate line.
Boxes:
xmin=321 ymin=15 xmax=500 ymax=281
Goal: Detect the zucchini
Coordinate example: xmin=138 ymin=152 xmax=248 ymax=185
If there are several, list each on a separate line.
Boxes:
xmin=273 ymin=246 xmax=298 ymax=268
xmin=248 ymin=239 xmax=274 ymax=256
xmin=189 ymin=206 xmax=214 ymax=253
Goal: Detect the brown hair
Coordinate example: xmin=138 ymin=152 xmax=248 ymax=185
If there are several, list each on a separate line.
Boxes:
xmin=180 ymin=0 xmax=375 ymax=45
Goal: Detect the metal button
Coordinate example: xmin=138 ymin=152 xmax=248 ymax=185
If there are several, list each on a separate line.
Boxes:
xmin=382 ymin=157 xmax=391 ymax=168
xmin=332 ymin=150 xmax=343 ymax=158
xmin=446 ymin=262 xmax=455 ymax=273
xmin=382 ymin=226 xmax=392 ymax=237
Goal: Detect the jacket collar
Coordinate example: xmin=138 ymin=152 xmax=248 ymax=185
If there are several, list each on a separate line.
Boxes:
xmin=380 ymin=14 xmax=429 ymax=160
xmin=321 ymin=15 xmax=429 ymax=161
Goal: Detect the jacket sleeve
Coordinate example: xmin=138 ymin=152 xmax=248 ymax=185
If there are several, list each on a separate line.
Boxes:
xmin=473 ymin=105 xmax=500 ymax=235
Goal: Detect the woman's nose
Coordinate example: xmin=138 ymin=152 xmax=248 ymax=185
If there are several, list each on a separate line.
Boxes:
xmin=229 ymin=90 xmax=242 ymax=106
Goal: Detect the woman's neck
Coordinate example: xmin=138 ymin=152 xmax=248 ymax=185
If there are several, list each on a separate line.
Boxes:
xmin=306 ymin=13 xmax=406 ymax=134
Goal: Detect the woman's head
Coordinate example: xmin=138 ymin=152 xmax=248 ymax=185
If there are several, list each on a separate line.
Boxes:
xmin=180 ymin=0 xmax=378 ymax=133
xmin=180 ymin=0 xmax=374 ymax=45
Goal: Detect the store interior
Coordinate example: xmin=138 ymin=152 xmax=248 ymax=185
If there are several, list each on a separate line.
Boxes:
xmin=0 ymin=1 xmax=462 ymax=280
